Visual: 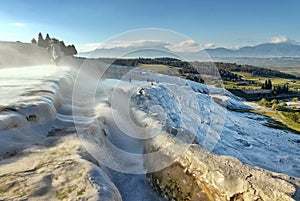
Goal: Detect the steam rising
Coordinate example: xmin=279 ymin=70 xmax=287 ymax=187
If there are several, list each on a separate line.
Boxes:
xmin=0 ymin=41 xmax=52 ymax=68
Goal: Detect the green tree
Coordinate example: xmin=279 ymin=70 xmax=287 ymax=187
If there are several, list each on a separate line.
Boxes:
xmin=37 ymin=32 xmax=45 ymax=47
xmin=283 ymin=83 xmax=289 ymax=93
xmin=31 ymin=38 xmax=37 ymax=44
xmin=65 ymin=44 xmax=77 ymax=56
xmin=271 ymin=99 xmax=278 ymax=105
xmin=267 ymin=79 xmax=272 ymax=89
xmin=276 ymin=102 xmax=287 ymax=111
xmin=261 ymin=79 xmax=272 ymax=89
xmin=259 ymin=98 xmax=271 ymax=107
xmin=45 ymin=33 xmax=51 ymax=48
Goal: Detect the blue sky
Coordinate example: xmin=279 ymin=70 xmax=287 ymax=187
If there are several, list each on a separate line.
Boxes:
xmin=0 ymin=0 xmax=299 ymax=51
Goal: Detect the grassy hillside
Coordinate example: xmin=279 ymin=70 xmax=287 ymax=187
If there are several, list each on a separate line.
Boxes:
xmin=109 ymin=57 xmax=299 ymax=82
xmin=137 ymin=64 xmax=181 ymax=76
xmin=107 ymin=57 xmax=300 ymax=101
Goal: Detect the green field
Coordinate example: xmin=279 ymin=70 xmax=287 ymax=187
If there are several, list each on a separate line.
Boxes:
xmin=226 ymin=72 xmax=300 ymax=92
xmin=252 ymin=109 xmax=300 ymax=133
xmin=137 ymin=64 xmax=181 ymax=76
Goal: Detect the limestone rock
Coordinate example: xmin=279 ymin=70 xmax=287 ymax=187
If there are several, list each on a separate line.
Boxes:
xmin=145 ymin=133 xmax=299 ymax=201
xmin=0 ymin=136 xmax=122 ymax=201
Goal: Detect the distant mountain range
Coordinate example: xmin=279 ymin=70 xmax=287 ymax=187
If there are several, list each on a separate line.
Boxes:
xmin=205 ymin=43 xmax=300 ymax=58
xmin=79 ymin=42 xmax=300 ymax=59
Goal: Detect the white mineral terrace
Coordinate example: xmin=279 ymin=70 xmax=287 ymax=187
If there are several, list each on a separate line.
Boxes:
xmin=0 ymin=65 xmax=299 ymax=200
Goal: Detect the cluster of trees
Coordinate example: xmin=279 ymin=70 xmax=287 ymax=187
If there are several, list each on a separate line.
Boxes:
xmin=32 ymin=33 xmax=77 ymax=56
xmin=258 ymin=98 xmax=286 ymax=110
xmin=185 ymin=62 xmax=242 ymax=82
xmin=261 ymin=79 xmax=289 ymax=94
xmin=37 ymin=33 xmax=51 ymax=48
xmin=106 ymin=58 xmax=298 ymax=86
xmin=261 ymin=79 xmax=272 ymax=89
xmin=218 ymin=69 xmax=242 ymax=81
xmin=112 ymin=57 xmax=189 ymax=68
xmin=274 ymin=84 xmax=289 ymax=94
xmin=258 ymin=98 xmax=300 ymax=123
xmin=111 ymin=58 xmax=243 ymax=83
xmin=189 ymin=62 xmax=299 ymax=82
xmin=214 ymin=62 xmax=298 ymax=79
xmin=109 ymin=58 xmax=206 ymax=84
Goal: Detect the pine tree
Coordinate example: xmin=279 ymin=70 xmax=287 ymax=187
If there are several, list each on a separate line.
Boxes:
xmin=37 ymin=32 xmax=45 ymax=47
xmin=267 ymin=79 xmax=272 ymax=89
xmin=262 ymin=79 xmax=272 ymax=89
xmin=45 ymin=33 xmax=51 ymax=41
xmin=45 ymin=33 xmax=51 ymax=48
xmin=262 ymin=80 xmax=267 ymax=89
xmin=283 ymin=83 xmax=289 ymax=93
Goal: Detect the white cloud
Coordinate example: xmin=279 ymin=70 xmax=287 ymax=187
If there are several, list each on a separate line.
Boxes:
xmin=8 ymin=23 xmax=26 ymax=27
xmin=78 ymin=40 xmax=169 ymax=52
xmin=78 ymin=43 xmax=103 ymax=52
xmin=203 ymin=43 xmax=216 ymax=49
xmin=269 ymin=36 xmax=300 ymax=45
xmin=102 ymin=40 xmax=169 ymax=49
xmin=270 ymin=36 xmax=290 ymax=44
xmin=79 ymin=40 xmax=207 ymax=53
xmin=167 ymin=40 xmax=202 ymax=52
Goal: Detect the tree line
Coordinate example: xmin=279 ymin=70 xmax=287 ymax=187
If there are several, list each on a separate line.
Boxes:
xmin=261 ymin=79 xmax=289 ymax=94
xmin=213 ymin=62 xmax=298 ymax=79
xmin=31 ymin=33 xmax=77 ymax=56
xmin=109 ymin=57 xmax=299 ymax=84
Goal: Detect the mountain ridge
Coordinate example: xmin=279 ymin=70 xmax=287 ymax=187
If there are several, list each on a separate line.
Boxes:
xmin=205 ymin=42 xmax=300 ymax=57
xmin=79 ymin=42 xmax=300 ymax=59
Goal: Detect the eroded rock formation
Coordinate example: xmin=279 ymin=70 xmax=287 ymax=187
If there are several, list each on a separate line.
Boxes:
xmin=145 ymin=133 xmax=300 ymax=201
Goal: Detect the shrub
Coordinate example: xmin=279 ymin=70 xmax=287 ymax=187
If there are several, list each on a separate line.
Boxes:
xmin=271 ymin=99 xmax=278 ymax=105
xmin=276 ymin=102 xmax=287 ymax=111
xmin=259 ymin=98 xmax=272 ymax=107
xmin=271 ymin=103 xmax=278 ymax=110
xmin=282 ymin=111 xmax=300 ymax=123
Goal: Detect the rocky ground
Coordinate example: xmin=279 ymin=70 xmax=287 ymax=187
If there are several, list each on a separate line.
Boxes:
xmin=0 ymin=135 xmax=122 ymax=201
xmin=0 ymin=55 xmax=299 ymax=200
xmin=146 ymin=133 xmax=300 ymax=201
